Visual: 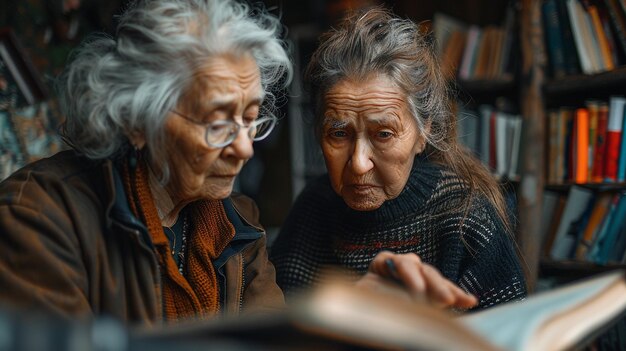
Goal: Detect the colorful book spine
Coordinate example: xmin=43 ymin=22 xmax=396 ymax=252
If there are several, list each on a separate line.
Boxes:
xmin=587 ymin=4 xmax=616 ymax=70
xmin=586 ymin=100 xmax=599 ymax=180
xmin=592 ymin=103 xmax=610 ymax=182
xmin=618 ymin=103 xmax=626 ymax=181
xmin=575 ymin=107 xmax=590 ymax=184
xmin=605 ymin=96 xmax=626 ymax=181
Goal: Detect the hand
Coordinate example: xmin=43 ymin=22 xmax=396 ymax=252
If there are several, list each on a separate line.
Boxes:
xmin=356 ymin=251 xmax=478 ymax=309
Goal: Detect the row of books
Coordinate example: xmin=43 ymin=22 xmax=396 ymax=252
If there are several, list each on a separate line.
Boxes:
xmin=543 ymin=186 xmax=626 ymax=264
xmin=432 ymin=6 xmax=517 ymax=81
xmin=546 ymin=96 xmax=626 ymax=185
xmin=542 ymin=0 xmax=626 ymax=77
xmin=456 ymin=101 xmax=522 ymax=180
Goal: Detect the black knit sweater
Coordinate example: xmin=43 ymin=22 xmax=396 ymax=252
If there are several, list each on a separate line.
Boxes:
xmin=270 ymin=155 xmax=527 ymax=309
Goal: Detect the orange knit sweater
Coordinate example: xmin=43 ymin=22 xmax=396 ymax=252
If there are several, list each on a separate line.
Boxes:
xmin=122 ymin=156 xmax=235 ymax=321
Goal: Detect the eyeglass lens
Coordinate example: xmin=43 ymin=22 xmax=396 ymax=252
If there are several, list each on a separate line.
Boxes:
xmin=205 ymin=118 xmax=275 ymax=147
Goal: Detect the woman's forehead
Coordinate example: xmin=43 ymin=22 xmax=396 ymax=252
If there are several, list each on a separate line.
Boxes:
xmin=180 ymin=55 xmax=264 ymax=109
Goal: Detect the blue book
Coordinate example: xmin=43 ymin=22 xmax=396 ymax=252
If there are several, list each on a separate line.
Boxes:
xmin=543 ymin=0 xmax=567 ymax=78
xmin=617 ymin=107 xmax=626 ymax=181
xmin=590 ymin=193 xmax=626 ymax=264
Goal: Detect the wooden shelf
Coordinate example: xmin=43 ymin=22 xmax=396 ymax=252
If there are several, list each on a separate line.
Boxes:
xmin=454 ymin=78 xmax=519 ymax=107
xmin=456 ymin=78 xmax=517 ymax=93
xmin=543 ymin=66 xmax=626 ymax=98
xmin=540 ymin=260 xmax=626 ymax=279
xmin=545 ymin=183 xmax=626 ymax=192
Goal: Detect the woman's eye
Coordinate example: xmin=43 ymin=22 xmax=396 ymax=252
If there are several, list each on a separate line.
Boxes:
xmin=376 ymin=130 xmax=394 ymax=139
xmin=243 ymin=116 xmax=256 ymax=127
xmin=330 ymin=130 xmax=348 ymax=138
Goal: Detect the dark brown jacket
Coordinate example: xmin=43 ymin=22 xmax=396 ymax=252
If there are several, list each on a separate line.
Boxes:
xmin=0 ymin=151 xmax=284 ymax=325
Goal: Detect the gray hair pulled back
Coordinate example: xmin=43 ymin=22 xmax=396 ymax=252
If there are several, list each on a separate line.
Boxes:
xmin=305 ymin=7 xmax=451 ymax=148
xmin=58 ymin=0 xmax=292 ymax=175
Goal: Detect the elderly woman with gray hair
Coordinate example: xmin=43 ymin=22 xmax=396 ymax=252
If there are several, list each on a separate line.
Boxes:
xmin=0 ymin=0 xmax=291 ymax=324
xmin=271 ymin=7 xmax=527 ymax=310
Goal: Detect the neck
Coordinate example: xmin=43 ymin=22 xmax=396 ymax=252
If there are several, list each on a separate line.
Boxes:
xmin=147 ymin=165 xmax=183 ymax=227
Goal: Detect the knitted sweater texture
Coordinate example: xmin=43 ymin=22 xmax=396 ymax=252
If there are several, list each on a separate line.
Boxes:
xmin=271 ymin=156 xmax=527 ymax=309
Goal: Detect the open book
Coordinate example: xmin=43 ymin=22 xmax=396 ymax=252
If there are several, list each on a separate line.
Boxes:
xmin=135 ymin=269 xmax=626 ymax=351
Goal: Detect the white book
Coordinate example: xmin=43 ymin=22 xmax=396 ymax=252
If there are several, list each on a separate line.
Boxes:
xmin=550 ymin=185 xmax=595 ymax=260
xmin=495 ymin=111 xmax=510 ymax=177
xmin=566 ymin=0 xmax=595 ymax=74
xmin=459 ymin=26 xmax=481 ymax=80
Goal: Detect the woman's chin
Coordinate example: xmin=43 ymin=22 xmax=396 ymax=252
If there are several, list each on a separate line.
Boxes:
xmin=343 ymin=197 xmax=384 ymax=212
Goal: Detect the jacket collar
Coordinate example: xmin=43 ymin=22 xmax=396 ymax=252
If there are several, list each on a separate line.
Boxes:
xmin=102 ymin=158 xmax=262 ymax=252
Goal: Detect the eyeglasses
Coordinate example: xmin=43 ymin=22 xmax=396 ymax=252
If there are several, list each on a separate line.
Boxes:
xmin=171 ymin=110 xmax=277 ymax=148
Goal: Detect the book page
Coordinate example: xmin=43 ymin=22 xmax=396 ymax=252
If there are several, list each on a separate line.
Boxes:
xmin=459 ymin=270 xmax=626 ymax=351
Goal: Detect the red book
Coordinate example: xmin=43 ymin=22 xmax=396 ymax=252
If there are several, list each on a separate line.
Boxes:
xmin=591 ymin=103 xmax=609 ymax=182
xmin=605 ymin=96 xmax=625 ymax=181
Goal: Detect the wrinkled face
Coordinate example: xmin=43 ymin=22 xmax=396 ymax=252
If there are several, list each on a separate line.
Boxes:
xmin=160 ymin=54 xmax=263 ymax=203
xmin=321 ymin=74 xmax=425 ymax=211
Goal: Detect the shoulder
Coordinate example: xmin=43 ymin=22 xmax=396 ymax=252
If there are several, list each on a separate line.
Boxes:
xmin=229 ymin=192 xmax=261 ymax=227
xmin=0 ymin=150 xmax=106 ymax=210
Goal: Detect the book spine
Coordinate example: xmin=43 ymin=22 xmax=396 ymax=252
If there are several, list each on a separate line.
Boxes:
xmin=566 ymin=108 xmax=576 ymax=182
xmin=459 ymin=26 xmax=481 ymax=80
xmin=588 ymin=4 xmax=616 ymax=70
xmin=548 ymin=110 xmax=560 ymax=184
xmin=592 ymin=103 xmax=610 ymax=182
xmin=567 ymin=0 xmax=596 ymax=73
xmin=605 ymin=96 xmax=626 ymax=181
xmin=580 ymin=1 xmax=605 ymax=72
xmin=478 ymin=105 xmax=492 ymax=165
xmin=557 ymin=0 xmax=583 ymax=74
xmin=556 ymin=108 xmax=572 ymax=183
xmin=618 ymin=105 xmax=626 ymax=181
xmin=576 ymin=108 xmax=590 ymax=184
xmin=543 ymin=0 xmax=568 ymax=78
xmin=586 ymin=101 xmax=599 ymax=180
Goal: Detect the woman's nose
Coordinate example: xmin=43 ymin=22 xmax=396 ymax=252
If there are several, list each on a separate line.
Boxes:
xmin=349 ymin=138 xmax=374 ymax=175
xmin=224 ymin=127 xmax=254 ymax=160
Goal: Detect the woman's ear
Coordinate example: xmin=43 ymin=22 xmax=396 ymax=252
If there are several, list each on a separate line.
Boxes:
xmin=415 ymin=120 xmax=431 ymax=154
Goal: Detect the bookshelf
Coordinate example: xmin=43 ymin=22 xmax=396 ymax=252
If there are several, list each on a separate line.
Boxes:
xmin=435 ymin=1 xmax=535 ymax=285
xmin=532 ymin=0 xmax=626 ymax=291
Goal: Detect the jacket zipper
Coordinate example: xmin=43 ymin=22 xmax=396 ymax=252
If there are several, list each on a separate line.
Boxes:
xmin=239 ymin=254 xmax=246 ymax=313
xmin=127 ymin=225 xmax=163 ymax=321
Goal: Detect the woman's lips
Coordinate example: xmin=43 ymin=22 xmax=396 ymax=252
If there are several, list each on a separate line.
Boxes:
xmin=350 ymin=184 xmax=377 ymax=193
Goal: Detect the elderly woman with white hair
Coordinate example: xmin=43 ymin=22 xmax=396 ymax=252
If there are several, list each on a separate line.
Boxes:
xmin=0 ymin=0 xmax=291 ymax=324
